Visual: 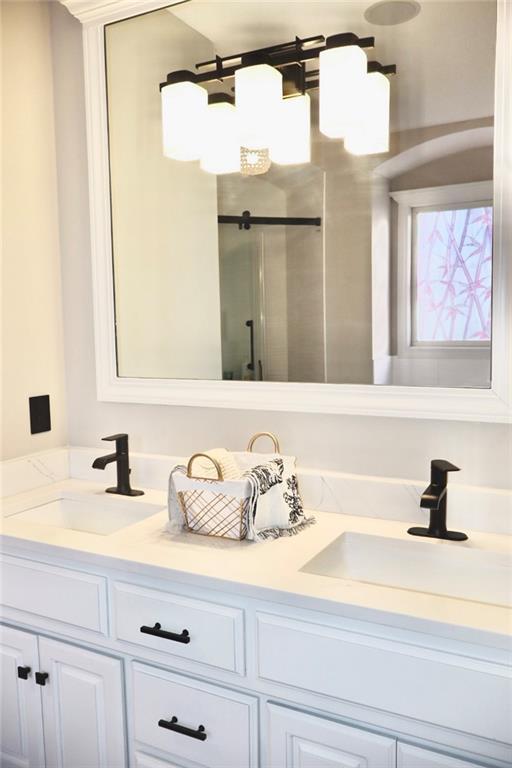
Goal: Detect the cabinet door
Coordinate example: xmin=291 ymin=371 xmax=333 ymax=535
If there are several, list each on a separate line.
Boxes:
xmin=398 ymin=743 xmax=482 ymax=768
xmin=38 ymin=637 xmax=126 ymax=768
xmin=0 ymin=625 xmax=45 ymax=768
xmin=267 ymin=704 xmax=395 ymax=768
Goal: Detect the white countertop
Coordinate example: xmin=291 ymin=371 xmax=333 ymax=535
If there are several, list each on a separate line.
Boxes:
xmin=2 ymin=479 xmax=511 ymax=649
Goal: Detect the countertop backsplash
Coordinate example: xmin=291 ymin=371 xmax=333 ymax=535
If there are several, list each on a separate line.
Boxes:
xmin=2 ymin=446 xmax=511 ymax=536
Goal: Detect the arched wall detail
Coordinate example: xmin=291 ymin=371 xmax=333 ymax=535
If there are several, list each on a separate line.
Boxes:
xmin=371 ymin=128 xmax=493 ymax=385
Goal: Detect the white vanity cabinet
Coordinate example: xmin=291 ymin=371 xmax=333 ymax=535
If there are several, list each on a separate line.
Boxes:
xmin=134 ymin=754 xmax=182 ymax=768
xmin=266 ymin=707 xmax=484 ymax=768
xmin=38 ymin=637 xmax=125 ymax=768
xmin=112 ymin=581 xmax=245 ymax=674
xmin=1 ymin=553 xmax=510 ymax=768
xmin=131 ymin=662 xmax=258 ymax=768
xmin=397 ymin=743 xmax=484 ymax=768
xmin=267 ymin=704 xmax=396 ymax=767
xmin=0 ymin=625 xmax=126 ymax=768
xmin=0 ymin=626 xmax=45 ymax=768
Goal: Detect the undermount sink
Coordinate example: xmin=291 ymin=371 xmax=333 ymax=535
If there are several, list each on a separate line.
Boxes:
xmin=6 ymin=494 xmax=165 ymax=536
xmin=301 ymin=532 xmax=512 ymax=608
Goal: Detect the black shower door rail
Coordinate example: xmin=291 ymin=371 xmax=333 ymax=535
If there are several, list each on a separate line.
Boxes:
xmin=218 ymin=210 xmax=321 ymax=230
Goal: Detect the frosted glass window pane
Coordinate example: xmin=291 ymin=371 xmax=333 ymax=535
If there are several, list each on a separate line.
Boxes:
xmin=414 ymin=206 xmax=492 ymax=342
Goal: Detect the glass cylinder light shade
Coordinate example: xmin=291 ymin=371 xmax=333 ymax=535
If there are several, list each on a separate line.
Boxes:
xmin=235 ymin=63 xmax=283 ymax=149
xmin=200 ymin=100 xmax=240 ymax=174
xmin=161 ymin=79 xmax=207 ymax=161
xmin=344 ymin=71 xmax=390 ymax=155
xmin=319 ymin=45 xmax=367 ymax=139
xmin=270 ymin=94 xmax=311 ymax=166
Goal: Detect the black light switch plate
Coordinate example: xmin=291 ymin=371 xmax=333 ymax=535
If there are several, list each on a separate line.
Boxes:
xmin=29 ymin=395 xmax=51 ymax=434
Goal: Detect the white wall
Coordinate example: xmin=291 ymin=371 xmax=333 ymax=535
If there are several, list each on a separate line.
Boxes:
xmin=48 ymin=2 xmax=511 ymax=491
xmin=106 ymin=10 xmax=222 ymax=380
xmin=1 ymin=1 xmax=67 ymax=460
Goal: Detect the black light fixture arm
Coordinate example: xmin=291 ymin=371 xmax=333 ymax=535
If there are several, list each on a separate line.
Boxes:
xmin=195 ymin=34 xmax=328 ymax=70
xmin=159 ymin=32 xmax=396 ymax=91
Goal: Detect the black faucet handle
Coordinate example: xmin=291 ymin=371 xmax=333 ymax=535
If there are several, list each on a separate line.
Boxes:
xmin=431 ymin=459 xmax=460 ymax=486
xmin=409 ymin=459 xmax=466 ymax=541
xmin=102 ymin=434 xmax=129 ymax=452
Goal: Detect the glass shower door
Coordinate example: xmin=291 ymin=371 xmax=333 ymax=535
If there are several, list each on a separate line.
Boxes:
xmin=218 ymin=227 xmax=263 ymax=381
xmin=218 ymin=221 xmax=324 ymax=383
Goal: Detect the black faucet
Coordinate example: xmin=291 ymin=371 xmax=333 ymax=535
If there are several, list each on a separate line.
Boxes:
xmin=92 ymin=434 xmax=144 ymax=497
xmin=408 ymin=459 xmax=467 ymax=541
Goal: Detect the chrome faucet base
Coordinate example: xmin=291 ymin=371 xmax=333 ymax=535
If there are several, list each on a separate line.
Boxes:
xmin=407 ymin=526 xmax=468 ymax=542
xmin=106 ymin=486 xmax=144 ymax=497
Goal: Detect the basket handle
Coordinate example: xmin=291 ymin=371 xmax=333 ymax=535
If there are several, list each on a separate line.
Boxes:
xmin=187 ymin=453 xmax=224 ymax=481
xmin=247 ymin=432 xmax=281 ymax=454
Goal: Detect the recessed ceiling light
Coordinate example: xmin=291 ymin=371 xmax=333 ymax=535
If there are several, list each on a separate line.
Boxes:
xmin=364 ymin=0 xmax=421 ymax=26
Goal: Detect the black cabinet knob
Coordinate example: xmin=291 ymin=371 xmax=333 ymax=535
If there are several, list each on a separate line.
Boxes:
xmin=17 ymin=666 xmax=31 ymax=680
xmin=35 ymin=672 xmax=49 ymax=686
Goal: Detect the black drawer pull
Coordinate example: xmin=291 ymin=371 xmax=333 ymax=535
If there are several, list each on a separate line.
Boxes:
xmin=158 ymin=716 xmax=207 ymax=741
xmin=35 ymin=672 xmax=49 ymax=686
xmin=17 ymin=666 xmax=31 ymax=680
xmin=140 ymin=622 xmax=190 ymax=644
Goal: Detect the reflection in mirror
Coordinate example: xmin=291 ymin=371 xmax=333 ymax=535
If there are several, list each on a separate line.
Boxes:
xmin=105 ymin=0 xmax=495 ymax=387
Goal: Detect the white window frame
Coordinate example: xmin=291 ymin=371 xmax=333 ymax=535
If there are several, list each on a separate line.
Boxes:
xmin=391 ymin=181 xmax=493 ymax=360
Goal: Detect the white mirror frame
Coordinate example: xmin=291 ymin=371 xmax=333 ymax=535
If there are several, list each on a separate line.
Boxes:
xmin=62 ymin=0 xmax=511 ymax=422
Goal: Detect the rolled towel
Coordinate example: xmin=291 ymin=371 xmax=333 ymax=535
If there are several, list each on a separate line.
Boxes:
xmin=191 ymin=448 xmax=241 ymax=481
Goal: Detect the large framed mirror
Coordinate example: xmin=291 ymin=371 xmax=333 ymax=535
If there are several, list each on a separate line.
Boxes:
xmin=63 ymin=0 xmax=511 ymax=420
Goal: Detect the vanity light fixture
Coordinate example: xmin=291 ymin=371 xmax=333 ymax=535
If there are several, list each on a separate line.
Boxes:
xmin=319 ymin=34 xmax=368 ymax=139
xmin=344 ymin=68 xmax=391 ymax=155
xmin=235 ymin=57 xmax=282 ymax=175
xmin=235 ymin=58 xmax=283 ymax=147
xmin=161 ymin=70 xmax=207 ymax=161
xmin=200 ymin=94 xmax=240 ymax=175
xmin=159 ymin=34 xmax=396 ymax=174
xmin=270 ymin=93 xmax=311 ymax=166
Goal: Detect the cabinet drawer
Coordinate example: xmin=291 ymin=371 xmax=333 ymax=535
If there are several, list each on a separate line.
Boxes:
xmin=112 ymin=582 xmax=244 ymax=673
xmin=257 ymin=612 xmax=512 ymax=743
xmin=132 ymin=662 xmax=258 ymax=768
xmin=268 ymin=703 xmax=395 ymax=767
xmin=0 ymin=555 xmax=107 ymax=636
xmin=397 ymin=743 xmax=481 ymax=768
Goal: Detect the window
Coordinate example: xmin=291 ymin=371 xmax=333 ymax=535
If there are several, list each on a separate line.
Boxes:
xmin=413 ymin=203 xmax=493 ymax=344
xmin=391 ymin=181 xmax=493 ymax=357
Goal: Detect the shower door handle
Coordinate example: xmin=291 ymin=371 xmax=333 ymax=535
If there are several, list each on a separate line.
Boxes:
xmin=246 ymin=320 xmax=255 ymax=372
